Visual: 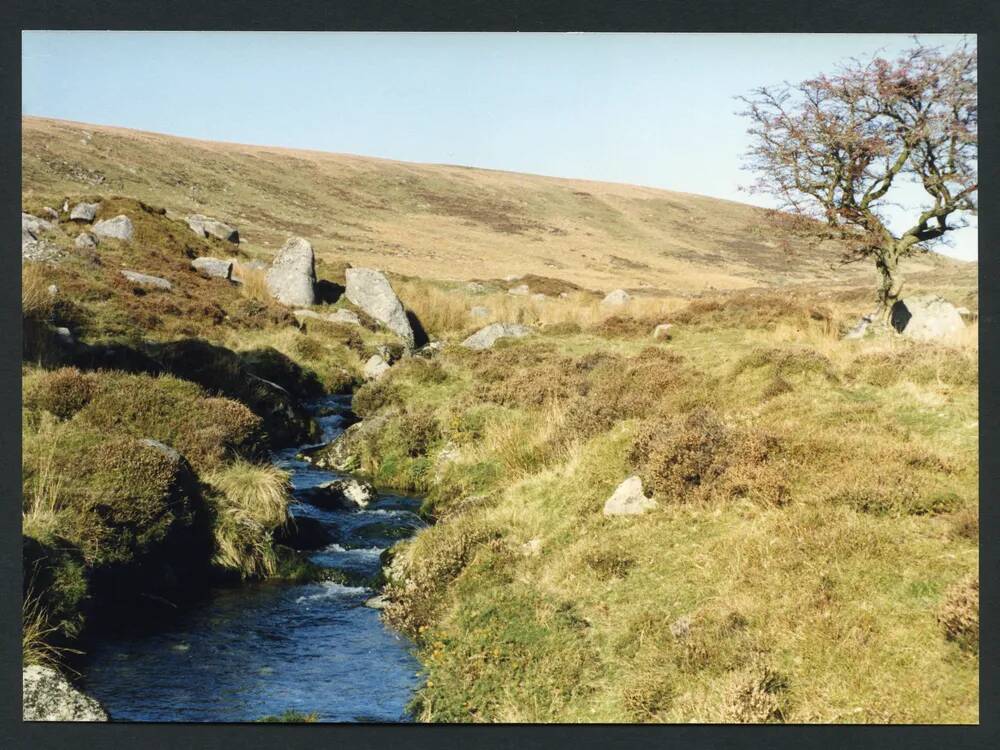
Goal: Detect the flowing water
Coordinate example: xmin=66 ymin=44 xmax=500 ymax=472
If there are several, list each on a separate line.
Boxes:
xmin=82 ymin=395 xmax=425 ymax=722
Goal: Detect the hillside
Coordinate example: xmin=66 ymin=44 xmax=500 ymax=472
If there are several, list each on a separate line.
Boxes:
xmin=21 ymin=117 xmax=971 ymax=296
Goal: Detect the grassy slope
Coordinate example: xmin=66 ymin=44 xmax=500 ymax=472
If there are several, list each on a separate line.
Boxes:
xmin=22 ymin=116 xmax=973 ymax=296
xmin=21 ymin=119 xmax=978 ymax=723
xmin=346 ymin=290 xmax=978 ymax=724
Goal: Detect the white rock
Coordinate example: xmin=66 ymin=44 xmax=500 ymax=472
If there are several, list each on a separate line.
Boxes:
xmin=470 ymin=305 xmax=490 ymax=318
xmin=890 ymin=296 xmax=965 ymax=342
xmin=363 ymin=354 xmax=391 ymax=381
xmin=120 ymin=270 xmax=172 ymax=290
xmin=74 ymin=232 xmax=98 ymax=249
xmin=187 ymin=214 xmax=239 ymax=244
xmin=22 ymin=212 xmax=54 ymax=236
xmin=266 ymin=237 xmax=316 ymax=306
xmin=603 ymin=475 xmax=657 ymax=516
xmin=70 ymin=202 xmax=100 ymax=222
xmin=461 ymin=322 xmax=534 ymax=350
xmin=531 ymin=293 xmax=548 ymax=302
xmin=191 ymin=256 xmax=233 ymax=280
xmin=508 ymin=284 xmax=530 ymax=296
xmin=92 ymin=215 xmax=134 ymax=241
xmin=345 ymin=267 xmax=415 ymax=348
xmin=22 ymin=665 xmax=109 ymax=722
xmin=602 ymin=289 xmax=631 ymax=306
xmin=652 ymin=323 xmax=673 ymax=339
xmin=364 ymin=594 xmax=390 ymax=610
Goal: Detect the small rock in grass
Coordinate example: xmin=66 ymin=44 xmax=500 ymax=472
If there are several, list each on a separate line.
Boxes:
xmin=652 ymin=323 xmax=673 ymax=340
xmin=603 ymin=475 xmax=656 ymax=516
xmin=461 ymin=322 xmax=534 ymax=350
xmin=92 ymin=215 xmax=134 ymax=241
xmin=120 ymin=269 xmax=172 ymax=290
xmin=363 ymin=354 xmax=391 ymax=381
xmin=191 ymin=256 xmax=234 ymax=280
xmin=602 ymin=288 xmax=631 ymax=306
xmin=70 ymin=202 xmax=100 ymax=222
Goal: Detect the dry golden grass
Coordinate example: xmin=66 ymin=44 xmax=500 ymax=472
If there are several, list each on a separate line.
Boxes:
xmin=205 ymin=461 xmax=292 ymax=578
xmin=23 ymin=116 xmax=973 ymax=295
xmin=22 ymin=263 xmax=53 ymax=319
xmin=236 ymin=264 xmax=270 ymax=303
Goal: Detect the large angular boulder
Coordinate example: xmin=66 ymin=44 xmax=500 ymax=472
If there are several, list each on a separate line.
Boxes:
xmin=344 ymin=268 xmax=415 ymax=348
xmin=266 ymin=237 xmax=316 ymax=306
xmin=461 ymin=322 xmax=534 ymax=351
xmin=23 ymin=665 xmax=109 ymax=721
xmin=70 ymin=202 xmax=100 ymax=222
xmin=187 ymin=214 xmax=239 ymax=244
xmin=603 ymin=475 xmax=657 ymax=516
xmin=92 ymin=214 xmax=134 ymax=241
xmin=191 ymin=256 xmax=233 ymax=280
xmin=890 ymin=296 xmax=965 ymax=342
xmin=120 ymin=270 xmax=172 ymax=290
xmin=22 ymin=212 xmax=55 ymax=236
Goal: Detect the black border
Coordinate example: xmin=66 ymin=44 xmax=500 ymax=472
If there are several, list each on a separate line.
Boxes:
xmin=3 ymin=2 xmax=997 ymax=749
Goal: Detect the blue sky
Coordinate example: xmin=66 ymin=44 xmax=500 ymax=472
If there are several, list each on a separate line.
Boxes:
xmin=22 ymin=32 xmax=977 ymax=260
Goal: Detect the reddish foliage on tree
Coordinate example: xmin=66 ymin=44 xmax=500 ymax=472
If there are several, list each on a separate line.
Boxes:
xmin=739 ymin=39 xmax=977 ymax=314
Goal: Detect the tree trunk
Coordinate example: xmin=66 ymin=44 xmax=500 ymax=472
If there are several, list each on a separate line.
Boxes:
xmin=875 ymin=249 xmax=904 ymax=321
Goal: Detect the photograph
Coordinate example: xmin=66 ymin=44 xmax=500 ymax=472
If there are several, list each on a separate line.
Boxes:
xmin=19 ymin=30 xmax=978 ymax=725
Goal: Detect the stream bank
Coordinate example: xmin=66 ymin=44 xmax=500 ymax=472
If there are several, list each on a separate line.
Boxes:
xmin=81 ymin=395 xmax=426 ymax=722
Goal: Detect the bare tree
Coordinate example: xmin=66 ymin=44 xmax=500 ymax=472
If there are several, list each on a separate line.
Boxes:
xmin=739 ymin=39 xmax=977 ymax=316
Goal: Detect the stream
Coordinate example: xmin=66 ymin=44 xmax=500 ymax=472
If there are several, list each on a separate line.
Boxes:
xmin=81 ymin=395 xmax=425 ymax=722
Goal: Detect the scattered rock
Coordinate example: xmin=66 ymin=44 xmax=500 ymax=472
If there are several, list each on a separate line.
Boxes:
xmin=363 ymin=354 xmax=391 ymax=381
xmin=603 ymin=475 xmax=656 ymax=516
xmin=298 ymin=478 xmax=377 ymax=510
xmin=652 ymin=323 xmax=673 ymax=340
xmin=329 ymin=309 xmax=362 ymax=326
xmin=461 ymin=322 xmax=534 ymax=350
xmin=22 ymin=217 xmax=61 ymax=261
xmin=70 ymin=202 xmax=100 ymax=222
xmin=364 ymin=594 xmax=390 ymax=610
xmin=955 ymin=306 xmax=976 ymax=321
xmin=508 ymin=284 xmax=530 ymax=296
xmin=47 ymin=284 xmax=59 ymax=296
xmin=504 ymin=274 xmax=523 ymax=282
xmin=54 ymin=327 xmax=74 ymax=346
xmin=121 ymin=270 xmax=172 ymax=290
xmin=22 ymin=665 xmax=109 ymax=722
xmin=669 ymin=615 xmax=693 ymax=640
xmin=308 ymin=416 xmax=388 ymax=472
xmin=274 ymin=516 xmax=333 ymax=550
xmin=191 ymin=256 xmax=234 ymax=280
xmin=602 ymin=289 xmax=631 ymax=306
xmin=187 ymin=214 xmax=239 ymax=244
xmin=521 ymin=538 xmax=543 ymax=557
xmin=74 ymin=232 xmax=98 ymax=249
xmin=92 ymin=215 xmax=134 ymax=241
xmin=294 ymin=308 xmax=363 ymax=327
xmin=42 ymin=206 xmax=60 ymax=221
xmin=890 ymin=296 xmax=965 ymax=342
xmin=344 ymin=267 xmax=415 ymax=348
xmin=470 ymin=305 xmax=490 ymax=318
xmin=22 ymin=212 xmax=55 ymax=236
xmin=465 ymin=281 xmax=487 ymax=294
xmin=266 ymin=237 xmax=316 ymax=306
xmin=531 ymin=293 xmax=548 ymax=302
xmin=843 ymin=312 xmax=877 ymax=340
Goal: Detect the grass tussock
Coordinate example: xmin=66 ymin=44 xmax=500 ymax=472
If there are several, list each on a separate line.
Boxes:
xmin=205 ymin=461 xmax=291 ymax=579
xmin=937 ymin=576 xmax=978 ymax=653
